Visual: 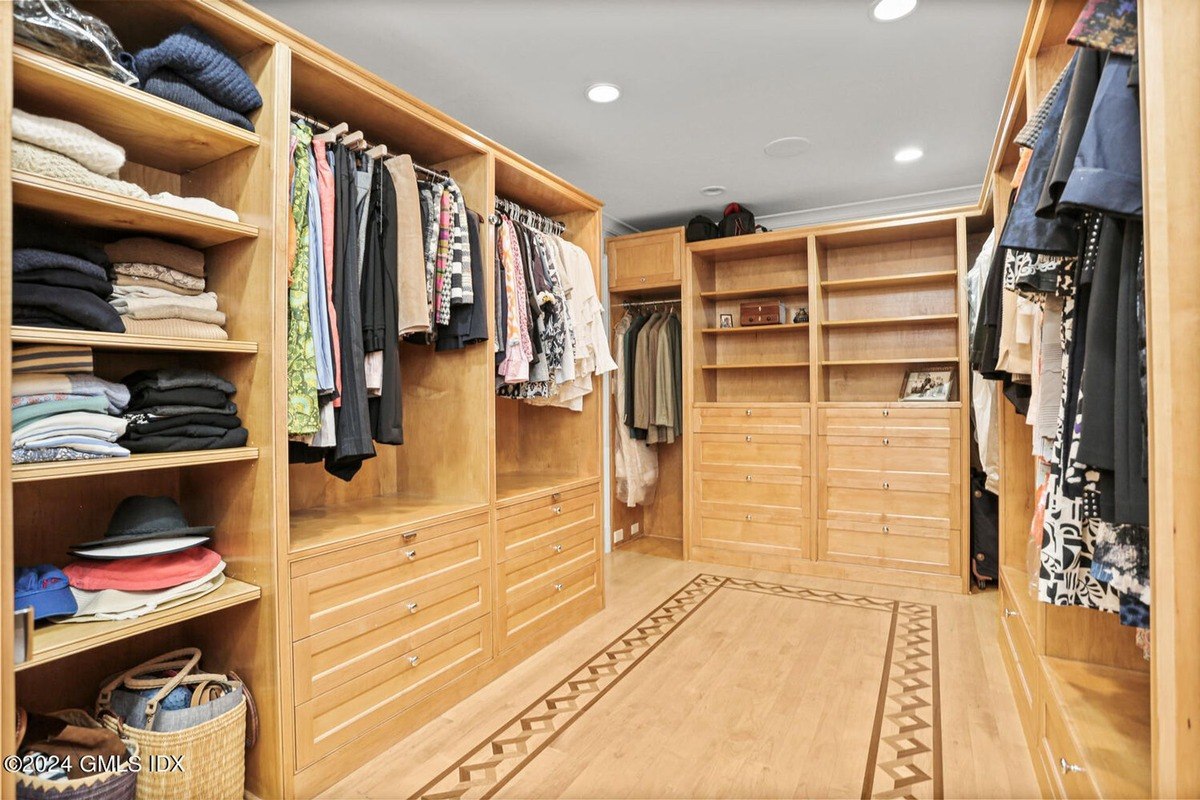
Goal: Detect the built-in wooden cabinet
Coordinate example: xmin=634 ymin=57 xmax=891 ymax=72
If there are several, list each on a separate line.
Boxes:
xmin=607 ymin=226 xmax=683 ymax=291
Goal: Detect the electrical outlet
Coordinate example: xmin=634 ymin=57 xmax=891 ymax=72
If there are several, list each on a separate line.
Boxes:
xmin=631 ymin=522 xmax=641 ymax=536
xmin=613 ymin=528 xmax=625 ymax=543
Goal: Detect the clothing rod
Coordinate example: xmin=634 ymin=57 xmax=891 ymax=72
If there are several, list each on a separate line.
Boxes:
xmin=621 ymin=298 xmax=681 ymax=308
xmin=493 ymin=196 xmax=565 ymax=235
xmin=289 ymin=112 xmax=455 ymax=184
xmin=414 ymin=163 xmax=452 ymax=182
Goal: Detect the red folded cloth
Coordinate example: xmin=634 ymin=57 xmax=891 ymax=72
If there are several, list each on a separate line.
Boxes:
xmin=64 ymin=547 xmax=221 ymax=591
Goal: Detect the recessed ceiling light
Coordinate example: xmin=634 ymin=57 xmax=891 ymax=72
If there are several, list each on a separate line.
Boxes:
xmin=700 ymin=185 xmax=726 ymax=197
xmin=764 ymin=136 xmax=812 ymax=158
xmin=870 ymin=0 xmax=918 ymax=22
xmin=894 ymin=146 xmax=924 ymax=163
xmin=586 ymin=83 xmax=621 ymax=103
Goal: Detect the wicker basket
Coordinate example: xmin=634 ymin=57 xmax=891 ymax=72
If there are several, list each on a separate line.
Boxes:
xmin=15 ymin=710 xmax=138 ymax=800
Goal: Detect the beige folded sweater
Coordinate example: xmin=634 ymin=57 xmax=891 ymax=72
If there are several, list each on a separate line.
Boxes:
xmin=12 ymin=108 xmax=126 ymax=175
xmin=120 ymin=317 xmax=229 ymax=340
xmin=113 ymin=262 xmax=206 ymax=292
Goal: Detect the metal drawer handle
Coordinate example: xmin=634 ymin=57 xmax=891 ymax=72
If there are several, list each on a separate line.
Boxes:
xmin=552 ymin=505 xmax=563 ymax=514
xmin=1004 ymin=608 xmax=1018 ymax=618
xmin=406 ymin=602 xmax=419 ymax=613
xmin=745 ymin=435 xmax=752 ymax=443
xmin=551 ymin=492 xmax=562 ymax=502
xmin=640 ymin=277 xmax=647 ymax=283
xmin=745 ymin=409 xmax=752 ymax=416
xmin=745 ymin=475 xmax=753 ymax=482
xmin=408 ymin=655 xmax=420 ymax=667
xmin=1059 ymin=758 xmax=1084 ymax=775
xmin=745 ymin=514 xmax=753 ymax=521
xmin=403 ymin=550 xmax=417 ymax=560
xmin=401 ymin=531 xmax=418 ymax=541
xmin=883 ymin=525 xmax=890 ymax=533
xmin=552 ymin=544 xmax=563 ymax=553
xmin=882 ymin=482 xmax=890 ymax=490
xmin=883 ymin=437 xmax=890 ymax=446
xmin=554 ymin=582 xmax=564 ymax=592
xmin=882 ymin=409 xmax=890 ymax=417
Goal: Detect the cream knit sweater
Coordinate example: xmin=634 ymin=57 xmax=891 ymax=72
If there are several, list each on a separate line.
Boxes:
xmin=12 ymin=108 xmax=126 ymax=176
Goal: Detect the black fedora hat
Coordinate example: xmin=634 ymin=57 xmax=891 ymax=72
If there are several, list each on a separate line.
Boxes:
xmin=73 ymin=496 xmax=214 ymax=549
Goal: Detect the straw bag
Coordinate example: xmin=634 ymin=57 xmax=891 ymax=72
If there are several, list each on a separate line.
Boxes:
xmin=15 ymin=708 xmax=139 ymax=800
xmin=96 ymin=649 xmax=245 ymax=800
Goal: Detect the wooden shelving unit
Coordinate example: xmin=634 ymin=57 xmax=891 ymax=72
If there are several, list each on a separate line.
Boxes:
xmin=819 ymin=269 xmax=957 ymax=291
xmin=16 ymin=577 xmax=261 ymax=672
xmin=699 ymin=284 xmax=807 ymax=300
xmin=12 ymin=326 xmax=258 ymax=353
xmin=11 ymin=448 xmax=259 ymax=483
xmin=820 ymin=314 xmax=957 ymax=329
xmin=821 ymin=356 xmax=957 ymax=366
xmin=701 ymin=322 xmax=808 ymax=335
xmin=701 ymin=361 xmax=808 ymax=370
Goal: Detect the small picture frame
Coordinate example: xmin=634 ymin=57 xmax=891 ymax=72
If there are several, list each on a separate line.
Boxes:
xmin=899 ymin=367 xmax=954 ymax=402
xmin=719 ymin=313 xmax=734 ymax=329
xmin=13 ymin=606 xmax=34 ymax=665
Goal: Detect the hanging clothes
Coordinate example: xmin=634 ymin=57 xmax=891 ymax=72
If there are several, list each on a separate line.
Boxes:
xmin=613 ymin=313 xmax=658 ymax=507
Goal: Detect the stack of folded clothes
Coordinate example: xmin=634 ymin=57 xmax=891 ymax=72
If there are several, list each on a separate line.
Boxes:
xmin=12 ymin=234 xmax=123 ymax=333
xmin=61 ymin=496 xmax=226 ymax=623
xmin=11 ymin=356 xmax=131 ymax=464
xmin=11 ymin=107 xmax=239 ymax=221
xmin=119 ymin=368 xmax=248 ymax=453
xmin=133 ymin=25 xmax=263 ymax=132
xmin=104 ymin=237 xmax=227 ymax=340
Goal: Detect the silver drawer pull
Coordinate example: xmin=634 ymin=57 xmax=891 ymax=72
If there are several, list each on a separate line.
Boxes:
xmin=1059 ymin=758 xmax=1084 ymax=775
xmin=882 ymin=482 xmax=890 ymax=490
xmin=744 ymin=514 xmax=753 ymax=521
xmin=403 ymin=549 xmax=417 ymax=560
xmin=551 ymin=492 xmax=562 ymax=502
xmin=406 ymin=602 xmax=419 ymax=613
xmin=1004 ymin=608 xmax=1018 ymax=618
xmin=408 ymin=655 xmax=420 ymax=667
xmin=639 ymin=277 xmax=647 ymax=283
xmin=553 ymin=582 xmax=564 ymax=592
xmin=882 ymin=409 xmax=890 ymax=417
xmin=552 ymin=544 xmax=563 ymax=553
xmin=882 ymin=525 xmax=890 ymax=533
xmin=401 ymin=531 xmax=418 ymax=541
xmin=745 ymin=435 xmax=752 ymax=443
xmin=745 ymin=475 xmax=753 ymax=482
xmin=745 ymin=409 xmax=752 ymax=416
xmin=883 ymin=437 xmax=889 ymax=446
xmin=552 ymin=505 xmax=563 ymax=514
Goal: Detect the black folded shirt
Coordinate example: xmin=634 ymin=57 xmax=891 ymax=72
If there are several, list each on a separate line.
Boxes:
xmin=127 ymin=386 xmax=231 ymax=411
xmin=13 ymin=284 xmax=124 ymax=333
xmin=15 ymin=267 xmax=113 ymax=297
xmin=124 ymin=412 xmax=242 ymax=435
xmin=120 ymin=427 xmax=248 ymax=453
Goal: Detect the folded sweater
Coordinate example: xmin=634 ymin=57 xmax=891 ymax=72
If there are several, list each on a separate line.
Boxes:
xmin=12 ymin=140 xmax=148 ymax=199
xmin=123 ymin=368 xmax=237 ymax=395
xmin=134 ymin=25 xmax=262 ymax=113
xmin=105 ymin=238 xmax=205 ymax=277
xmin=12 ymin=108 xmax=125 ymax=175
xmin=141 ymin=70 xmax=255 ymax=132
xmin=14 ymin=248 xmax=110 ymax=281
xmin=13 ymin=411 xmax=127 ymax=446
xmin=113 ymin=274 xmax=202 ymax=296
xmin=14 ymin=267 xmax=113 ymax=297
xmin=119 ymin=317 xmax=228 ymax=340
xmin=13 ymin=283 xmax=125 ymax=333
xmin=113 ymin=262 xmax=205 ymax=292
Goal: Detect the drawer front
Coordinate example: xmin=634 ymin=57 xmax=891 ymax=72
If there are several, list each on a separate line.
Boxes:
xmin=821 ymin=484 xmax=959 ymax=530
xmin=295 ymin=616 xmax=491 ymax=768
xmin=499 ymin=561 xmax=601 ymax=653
xmin=696 ymin=432 xmax=807 ymax=476
xmin=818 ymin=407 xmax=959 ymax=438
xmin=498 ymin=485 xmax=600 ymax=562
xmin=823 ymin=466 xmax=955 ymax=494
xmin=696 ymin=505 xmax=807 ymax=556
xmin=821 ymin=434 xmax=957 ymax=476
xmin=608 ymin=229 xmax=681 ymax=290
xmin=696 ymin=471 xmax=808 ymax=514
xmin=293 ymin=569 xmax=489 ymax=704
xmin=999 ymin=580 xmax=1038 ymax=728
xmin=500 ymin=525 xmax=599 ymax=603
xmin=817 ymin=520 xmax=957 ymax=574
xmin=1039 ymin=688 xmax=1100 ymax=799
xmin=290 ymin=514 xmax=488 ymax=640
xmin=695 ymin=404 xmax=809 ymax=435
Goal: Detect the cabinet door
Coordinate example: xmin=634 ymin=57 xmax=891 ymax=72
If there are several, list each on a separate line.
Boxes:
xmin=607 ymin=228 xmax=682 ymax=290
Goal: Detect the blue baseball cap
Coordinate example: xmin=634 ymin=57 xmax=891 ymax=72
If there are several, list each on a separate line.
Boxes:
xmin=15 ymin=565 xmax=78 ymax=620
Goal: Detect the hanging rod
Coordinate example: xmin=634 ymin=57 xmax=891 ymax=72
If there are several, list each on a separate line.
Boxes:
xmin=414 ymin=163 xmax=453 ymax=182
xmin=621 ymin=298 xmax=681 ymax=308
xmin=289 ymin=111 xmax=456 ymax=184
xmin=492 ymin=196 xmax=565 ymax=236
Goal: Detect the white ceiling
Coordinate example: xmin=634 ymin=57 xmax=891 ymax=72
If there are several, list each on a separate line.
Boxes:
xmin=252 ymin=0 xmax=1028 ymax=232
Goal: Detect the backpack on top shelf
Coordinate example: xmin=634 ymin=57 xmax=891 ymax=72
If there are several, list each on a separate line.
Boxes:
xmin=718 ymin=203 xmax=755 ymax=238
xmin=685 ymin=215 xmax=719 ymax=242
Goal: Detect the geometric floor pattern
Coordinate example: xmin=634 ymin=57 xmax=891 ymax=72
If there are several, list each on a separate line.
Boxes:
xmin=410 ymin=574 xmax=941 ymax=800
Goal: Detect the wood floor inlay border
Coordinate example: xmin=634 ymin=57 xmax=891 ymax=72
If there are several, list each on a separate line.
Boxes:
xmin=411 ymin=575 xmax=941 ymax=800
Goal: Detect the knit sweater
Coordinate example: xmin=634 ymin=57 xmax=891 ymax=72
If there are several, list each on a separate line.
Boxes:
xmin=105 ymin=237 xmax=206 ymax=277
xmin=141 ymin=70 xmax=255 ymax=132
xmin=12 ymin=109 xmax=126 ymax=176
xmin=113 ymin=263 xmax=205 ymax=292
xmin=134 ymin=25 xmax=262 ymax=114
xmin=12 ymin=140 xmax=148 ymax=199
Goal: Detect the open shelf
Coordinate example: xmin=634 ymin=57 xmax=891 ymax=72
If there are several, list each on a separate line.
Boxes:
xmin=822 ymin=357 xmax=957 ymax=366
xmin=701 ymin=323 xmax=808 ymax=335
xmin=820 ymin=270 xmax=958 ymax=291
xmin=12 ymin=46 xmax=259 ymax=172
xmin=12 ymin=172 xmax=258 ymax=249
xmin=821 ymin=314 xmax=958 ymax=329
xmin=1043 ymin=656 xmax=1151 ymax=800
xmin=701 ymin=361 xmax=809 ymax=370
xmin=12 ymin=448 xmax=258 ymax=483
xmin=12 ymin=326 xmax=257 ymax=354
xmin=15 ymin=577 xmax=260 ymax=672
xmin=496 ymin=472 xmax=597 ymax=505
xmin=699 ymin=284 xmax=807 ymax=301
xmin=289 ymin=496 xmax=489 ymax=556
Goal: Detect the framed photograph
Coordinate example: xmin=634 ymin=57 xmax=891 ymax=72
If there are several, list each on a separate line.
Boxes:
xmin=719 ymin=313 xmax=734 ymax=329
xmin=899 ymin=367 xmax=954 ymax=402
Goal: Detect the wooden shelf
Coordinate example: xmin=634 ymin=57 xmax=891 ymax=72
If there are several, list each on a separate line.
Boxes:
xmin=289 ymin=496 xmax=489 ymax=555
xmin=701 ymin=362 xmax=809 ymax=370
xmin=699 ymin=284 xmax=807 ymax=301
xmin=1043 ymin=656 xmax=1151 ymax=800
xmin=16 ymin=577 xmax=260 ymax=672
xmin=12 ymin=172 xmax=258 ymax=249
xmin=496 ymin=473 xmax=597 ymax=504
xmin=821 ymin=357 xmax=957 ymax=366
xmin=12 ymin=326 xmax=257 ymax=354
xmin=821 ymin=314 xmax=958 ymax=329
xmin=819 ymin=270 xmax=958 ymax=291
xmin=12 ymin=448 xmax=259 ymax=483
xmin=701 ymin=323 xmax=808 ymax=335
xmin=13 ymin=46 xmax=259 ymax=173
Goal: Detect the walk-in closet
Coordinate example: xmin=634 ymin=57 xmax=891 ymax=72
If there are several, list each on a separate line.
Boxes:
xmin=2 ymin=1 xmax=1197 ymax=798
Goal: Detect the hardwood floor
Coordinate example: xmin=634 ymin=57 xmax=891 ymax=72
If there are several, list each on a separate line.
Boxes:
xmin=319 ymin=550 xmax=1038 ymax=800
xmin=618 ymin=534 xmax=684 ymax=560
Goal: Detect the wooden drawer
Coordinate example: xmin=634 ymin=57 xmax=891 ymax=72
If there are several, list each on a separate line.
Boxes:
xmin=500 ymin=524 xmax=599 ymax=603
xmin=497 ymin=484 xmax=599 ymax=562
xmin=694 ymin=404 xmax=809 ymax=435
xmin=293 ymin=569 xmax=489 ymax=704
xmin=1039 ymin=685 xmax=1100 ymax=799
xmin=820 ymin=481 xmax=959 ymax=530
xmin=696 ymin=504 xmax=806 ymax=556
xmin=818 ymin=406 xmax=959 ymax=438
xmin=607 ymin=228 xmax=682 ymax=291
xmin=823 ymin=465 xmax=955 ymax=494
xmin=498 ymin=561 xmax=600 ymax=653
xmin=295 ymin=615 xmax=491 ymax=768
xmin=999 ymin=579 xmax=1038 ymax=735
xmin=290 ymin=513 xmax=488 ymax=640
xmin=817 ymin=520 xmax=957 ymax=574
xmin=696 ymin=471 xmax=808 ymax=514
xmin=695 ymin=432 xmax=807 ymax=476
xmin=821 ymin=434 xmax=957 ymax=476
